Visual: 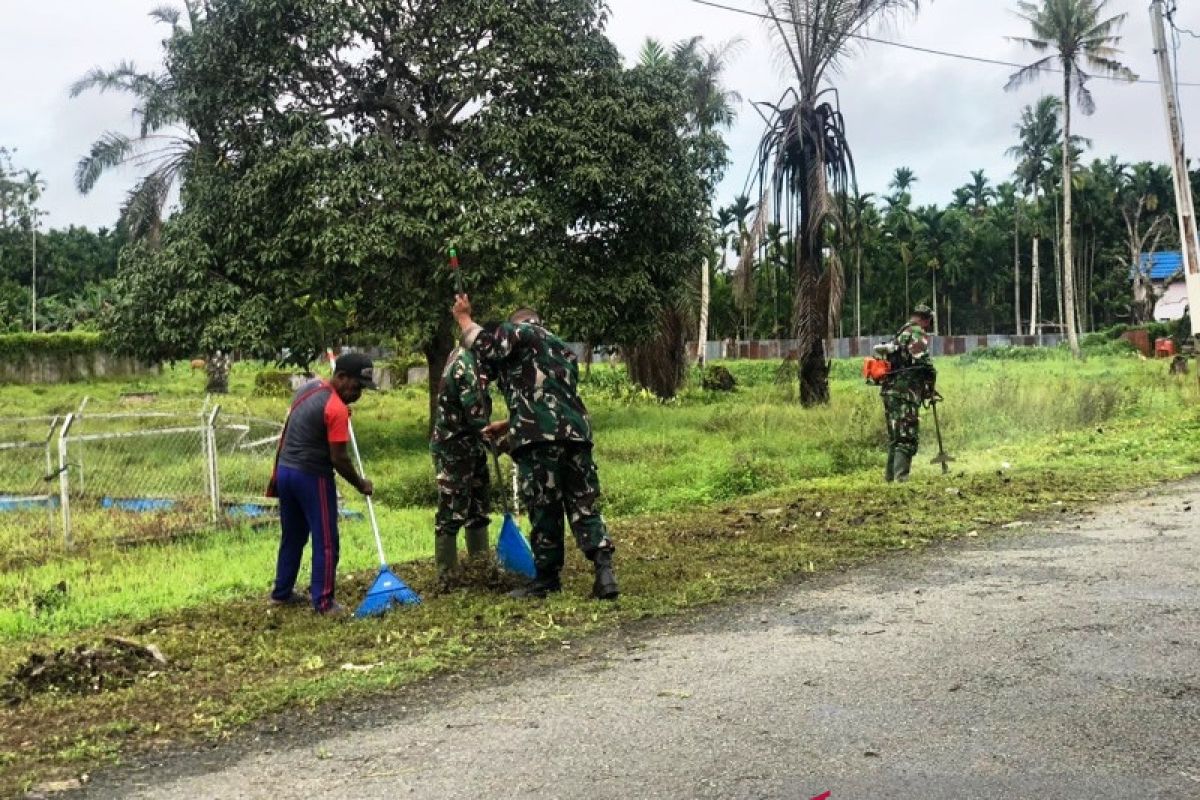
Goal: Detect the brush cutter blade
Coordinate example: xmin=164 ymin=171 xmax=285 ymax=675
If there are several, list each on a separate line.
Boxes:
xmin=496 ymin=514 xmax=536 ymax=578
xmin=930 ymin=452 xmax=956 ymax=465
xmin=354 ymin=566 xmax=421 ymax=618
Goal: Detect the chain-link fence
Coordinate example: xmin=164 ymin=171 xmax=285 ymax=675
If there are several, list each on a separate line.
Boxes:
xmin=0 ymin=416 xmax=62 ymax=562
xmin=1 ymin=397 xmax=285 ymax=551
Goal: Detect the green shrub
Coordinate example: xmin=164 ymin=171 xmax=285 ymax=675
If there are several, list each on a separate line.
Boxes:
xmin=701 ymin=365 xmax=737 ymax=392
xmin=0 ymin=332 xmax=106 ymax=360
xmin=253 ymin=370 xmax=293 ymax=397
xmin=959 ymin=346 xmax=1059 ymax=365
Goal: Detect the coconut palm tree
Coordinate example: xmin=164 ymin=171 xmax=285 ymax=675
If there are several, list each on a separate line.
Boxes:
xmin=1007 ymin=96 xmax=1062 ymax=335
xmin=889 ymin=166 xmax=918 ymax=198
xmin=70 ymin=3 xmax=204 ymax=244
xmin=1006 ymin=0 xmax=1137 ymax=356
xmin=746 ymin=0 xmax=921 ymax=405
xmin=844 ymin=191 xmax=875 ymax=339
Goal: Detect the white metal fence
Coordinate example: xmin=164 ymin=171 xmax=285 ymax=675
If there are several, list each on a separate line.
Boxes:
xmin=0 ymin=398 xmax=282 ymax=550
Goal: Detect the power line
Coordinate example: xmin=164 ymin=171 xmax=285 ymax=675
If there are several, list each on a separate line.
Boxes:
xmin=680 ymin=0 xmax=1200 ymax=88
xmin=1166 ymin=1 xmax=1200 ymax=39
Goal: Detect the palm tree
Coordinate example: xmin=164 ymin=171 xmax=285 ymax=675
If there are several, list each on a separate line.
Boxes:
xmin=70 ymin=3 xmax=203 ymax=244
xmin=1007 ymin=96 xmax=1062 ymax=335
xmin=674 ymin=36 xmax=743 ymax=367
xmin=845 ymin=191 xmax=875 ymax=339
xmin=889 ymin=166 xmax=918 ymax=198
xmin=631 ymin=36 xmax=742 ymax=390
xmin=747 ymin=0 xmax=921 ymax=405
xmin=1006 ymin=0 xmax=1137 ymax=356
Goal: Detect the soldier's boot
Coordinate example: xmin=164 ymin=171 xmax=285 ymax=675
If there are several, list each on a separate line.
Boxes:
xmin=590 ymin=549 xmax=619 ymax=601
xmin=434 ymin=534 xmax=459 ymax=588
xmin=464 ymin=526 xmax=490 ymax=560
xmin=893 ymin=451 xmax=913 ymax=483
xmin=884 ymin=448 xmax=896 ymax=483
xmin=506 ymin=567 xmax=562 ymax=599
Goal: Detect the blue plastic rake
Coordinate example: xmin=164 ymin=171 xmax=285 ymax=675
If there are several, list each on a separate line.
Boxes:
xmin=490 ymin=447 xmax=536 ymax=579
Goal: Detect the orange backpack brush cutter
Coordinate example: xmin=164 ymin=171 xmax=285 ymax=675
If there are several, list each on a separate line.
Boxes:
xmin=863 ymin=357 xmax=891 ymax=385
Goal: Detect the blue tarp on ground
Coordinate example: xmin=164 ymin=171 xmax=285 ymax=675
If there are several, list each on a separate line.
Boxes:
xmin=0 ymin=495 xmax=57 ymax=512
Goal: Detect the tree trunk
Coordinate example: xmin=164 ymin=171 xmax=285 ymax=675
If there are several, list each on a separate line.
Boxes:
xmin=1030 ymin=233 xmax=1041 ymax=335
xmin=204 ymin=350 xmax=231 ymax=394
xmin=627 ymin=307 xmax=687 ymax=400
xmin=795 ymin=105 xmax=831 ymax=407
xmin=931 ymin=269 xmax=938 ymax=335
xmin=1053 ymin=199 xmax=1063 ymax=334
xmin=1061 ymin=69 xmax=1081 ymax=357
xmin=697 ymin=257 xmax=710 ymax=366
xmin=947 ymin=295 xmax=953 ymax=337
xmin=1013 ymin=204 xmax=1021 ymax=335
xmin=854 ymin=244 xmax=862 ymax=340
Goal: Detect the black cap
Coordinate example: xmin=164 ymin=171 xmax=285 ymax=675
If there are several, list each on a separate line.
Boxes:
xmin=334 ymin=352 xmax=377 ymax=389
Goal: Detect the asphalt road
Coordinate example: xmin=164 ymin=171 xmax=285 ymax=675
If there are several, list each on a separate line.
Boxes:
xmin=80 ymin=480 xmax=1200 ymax=800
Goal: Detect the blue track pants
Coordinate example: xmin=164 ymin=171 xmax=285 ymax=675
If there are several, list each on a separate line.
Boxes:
xmin=271 ymin=465 xmax=340 ymax=611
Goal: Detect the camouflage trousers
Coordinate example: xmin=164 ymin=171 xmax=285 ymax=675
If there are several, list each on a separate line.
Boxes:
xmin=515 ymin=444 xmax=612 ymax=573
xmin=883 ymin=390 xmax=921 ymax=458
xmin=433 ymin=439 xmax=490 ymax=540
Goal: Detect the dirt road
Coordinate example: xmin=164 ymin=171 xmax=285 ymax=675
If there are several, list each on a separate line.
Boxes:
xmin=81 ymin=480 xmax=1200 ymax=799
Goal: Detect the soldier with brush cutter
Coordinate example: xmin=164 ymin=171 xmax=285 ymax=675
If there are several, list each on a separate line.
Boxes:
xmin=872 ymin=304 xmax=938 ymax=483
xmin=451 ymin=294 xmax=619 ymax=601
xmin=429 ymin=345 xmax=495 ymax=587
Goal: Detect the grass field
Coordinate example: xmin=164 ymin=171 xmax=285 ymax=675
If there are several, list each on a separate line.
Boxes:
xmin=0 ymin=349 xmax=1198 ymax=793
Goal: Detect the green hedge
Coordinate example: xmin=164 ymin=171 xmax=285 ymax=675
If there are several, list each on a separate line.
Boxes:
xmin=0 ymin=332 xmax=106 ymax=361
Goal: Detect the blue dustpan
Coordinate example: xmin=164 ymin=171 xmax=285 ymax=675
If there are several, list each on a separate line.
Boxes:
xmin=355 ymin=566 xmax=421 ymax=618
xmin=496 ymin=513 xmax=536 ymax=578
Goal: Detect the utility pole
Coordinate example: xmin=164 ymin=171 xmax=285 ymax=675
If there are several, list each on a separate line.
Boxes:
xmin=1151 ymin=0 xmax=1200 ymax=341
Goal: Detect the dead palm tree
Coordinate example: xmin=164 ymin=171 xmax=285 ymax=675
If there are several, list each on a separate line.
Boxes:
xmin=1006 ymin=0 xmax=1137 ymax=356
xmin=745 ymin=1 xmax=922 ymax=405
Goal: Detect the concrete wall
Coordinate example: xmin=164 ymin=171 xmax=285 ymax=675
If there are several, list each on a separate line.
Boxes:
xmin=0 ymin=351 xmax=157 ymax=384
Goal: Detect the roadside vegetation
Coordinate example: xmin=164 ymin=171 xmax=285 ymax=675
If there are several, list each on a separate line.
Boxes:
xmin=1 ymin=352 xmax=1197 ymax=793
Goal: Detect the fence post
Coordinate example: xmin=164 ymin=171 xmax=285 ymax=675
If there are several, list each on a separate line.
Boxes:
xmin=44 ymin=415 xmax=60 ymax=538
xmin=205 ymin=405 xmax=221 ymax=523
xmin=58 ymin=413 xmax=74 ymax=549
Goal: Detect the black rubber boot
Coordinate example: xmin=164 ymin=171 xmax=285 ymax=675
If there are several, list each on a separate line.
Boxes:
xmin=464 ymin=526 xmax=490 ymax=559
xmin=893 ymin=451 xmax=913 ymax=483
xmin=884 ymin=448 xmax=895 ymax=483
xmin=507 ymin=568 xmax=562 ymax=599
xmin=591 ymin=549 xmax=619 ymax=601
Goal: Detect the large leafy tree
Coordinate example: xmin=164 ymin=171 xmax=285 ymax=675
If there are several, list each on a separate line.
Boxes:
xmin=1006 ymin=0 xmax=1137 ymax=356
xmin=106 ymin=0 xmax=709 ymax=415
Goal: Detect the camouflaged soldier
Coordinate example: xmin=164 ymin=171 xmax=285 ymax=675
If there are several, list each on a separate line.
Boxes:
xmin=429 ymin=346 xmax=493 ymax=584
xmin=451 ymin=294 xmax=618 ymax=601
xmin=875 ymin=304 xmax=937 ymax=482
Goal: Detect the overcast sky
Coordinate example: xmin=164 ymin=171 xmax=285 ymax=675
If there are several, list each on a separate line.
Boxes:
xmin=2 ymin=0 xmax=1198 ymax=231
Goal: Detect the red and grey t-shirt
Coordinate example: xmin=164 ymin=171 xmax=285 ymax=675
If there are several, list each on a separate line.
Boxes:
xmin=277 ymin=380 xmax=350 ymax=476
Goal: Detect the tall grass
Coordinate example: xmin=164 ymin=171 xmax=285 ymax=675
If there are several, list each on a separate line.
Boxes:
xmin=0 ymin=353 xmax=1194 ymax=643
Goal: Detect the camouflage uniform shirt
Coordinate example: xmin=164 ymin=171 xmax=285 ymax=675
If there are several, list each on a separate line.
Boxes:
xmin=462 ymin=321 xmax=592 ymax=452
xmin=882 ymin=322 xmax=934 ymax=400
xmin=429 ymin=347 xmax=492 ymax=457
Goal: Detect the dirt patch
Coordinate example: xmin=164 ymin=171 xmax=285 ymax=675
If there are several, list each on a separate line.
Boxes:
xmin=3 ymin=637 xmax=169 ymax=706
xmin=426 ymin=557 xmax=528 ymax=597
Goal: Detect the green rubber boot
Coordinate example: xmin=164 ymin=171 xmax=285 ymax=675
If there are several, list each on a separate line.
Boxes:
xmin=884 ymin=448 xmax=896 ymax=483
xmin=434 ymin=534 xmax=459 ymax=585
xmin=893 ymin=451 xmax=913 ymax=483
xmin=464 ymin=525 xmax=490 ymax=559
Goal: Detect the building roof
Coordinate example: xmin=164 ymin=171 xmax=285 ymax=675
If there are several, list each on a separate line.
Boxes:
xmin=1138 ymin=251 xmax=1184 ymax=282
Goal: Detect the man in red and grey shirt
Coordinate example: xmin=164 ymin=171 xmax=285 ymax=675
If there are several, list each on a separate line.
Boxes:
xmin=270 ymin=353 xmax=376 ymax=615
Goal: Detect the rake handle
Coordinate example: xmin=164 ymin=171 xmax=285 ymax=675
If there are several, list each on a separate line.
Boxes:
xmin=489 ymin=442 xmax=511 ymax=515
xmin=931 ymin=400 xmax=949 ymax=475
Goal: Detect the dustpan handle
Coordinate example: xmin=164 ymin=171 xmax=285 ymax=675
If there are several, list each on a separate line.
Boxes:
xmin=327 ymin=349 xmax=387 ymax=567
